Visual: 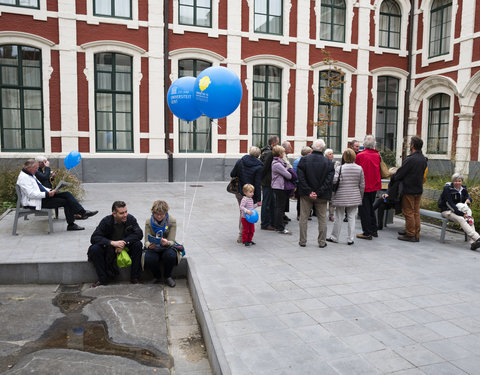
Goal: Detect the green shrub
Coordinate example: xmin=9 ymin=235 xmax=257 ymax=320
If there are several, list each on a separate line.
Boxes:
xmin=0 ymin=164 xmax=85 ymax=215
xmin=379 ymin=148 xmax=397 ymax=168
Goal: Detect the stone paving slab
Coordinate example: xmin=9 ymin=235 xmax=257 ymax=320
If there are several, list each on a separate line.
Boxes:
xmin=2 ymin=182 xmax=480 ymax=374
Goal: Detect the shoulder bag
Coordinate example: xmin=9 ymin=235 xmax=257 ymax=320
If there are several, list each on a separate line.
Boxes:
xmin=332 ymin=166 xmax=342 ymax=193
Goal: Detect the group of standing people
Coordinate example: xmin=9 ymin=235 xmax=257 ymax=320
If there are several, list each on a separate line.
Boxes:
xmin=231 ymin=133 xmax=480 ymax=251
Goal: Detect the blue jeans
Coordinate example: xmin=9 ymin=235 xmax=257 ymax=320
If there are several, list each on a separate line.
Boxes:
xmin=143 ymin=248 xmax=178 ymax=279
xmin=261 ymin=186 xmax=276 ymax=228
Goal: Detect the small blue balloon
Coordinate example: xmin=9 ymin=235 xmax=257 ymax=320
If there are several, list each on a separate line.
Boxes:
xmin=245 ymin=210 xmax=259 ymax=224
xmin=194 ymin=66 xmax=243 ymax=119
xmin=64 ymin=150 xmax=81 ymax=169
xmin=167 ymin=77 xmax=203 ymax=122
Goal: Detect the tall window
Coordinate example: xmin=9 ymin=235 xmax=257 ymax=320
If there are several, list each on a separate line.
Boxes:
xmin=178 ymin=59 xmax=211 ymax=153
xmin=320 ymin=0 xmax=346 ymax=42
xmin=379 ymin=0 xmax=401 ymax=49
xmin=317 ymin=70 xmax=343 ymax=153
xmin=254 ymin=0 xmax=283 ymax=35
xmin=375 ymin=76 xmax=399 ymax=153
xmin=427 ymin=93 xmax=449 ymax=154
xmin=429 ymin=0 xmax=452 ymax=57
xmin=252 ymin=65 xmax=281 ymax=148
xmin=0 ymin=45 xmax=43 ymax=151
xmin=0 ymin=0 xmax=38 ymax=8
xmin=94 ymin=0 xmax=131 ymax=19
xmin=95 ymin=53 xmax=133 ymax=152
xmin=179 ymin=0 xmax=212 ymax=27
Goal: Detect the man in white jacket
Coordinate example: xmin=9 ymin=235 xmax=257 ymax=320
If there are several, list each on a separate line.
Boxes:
xmin=16 ymin=159 xmax=97 ymax=231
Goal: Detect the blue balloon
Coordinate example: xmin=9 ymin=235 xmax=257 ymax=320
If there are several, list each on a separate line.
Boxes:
xmin=64 ymin=150 xmax=81 ymax=169
xmin=194 ymin=66 xmax=243 ymax=119
xmin=167 ymin=77 xmax=203 ymax=121
xmin=245 ymin=210 xmax=259 ymax=224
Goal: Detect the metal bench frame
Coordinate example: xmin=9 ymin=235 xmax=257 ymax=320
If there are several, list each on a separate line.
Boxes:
xmin=12 ymin=184 xmax=54 ymax=235
xmin=419 ymin=208 xmax=467 ymax=243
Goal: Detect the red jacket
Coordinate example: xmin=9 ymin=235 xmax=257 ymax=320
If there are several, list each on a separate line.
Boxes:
xmin=355 ymin=149 xmax=381 ymax=192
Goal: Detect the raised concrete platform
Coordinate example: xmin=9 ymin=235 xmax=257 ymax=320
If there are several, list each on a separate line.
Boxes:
xmin=2 ymin=182 xmax=480 ymax=375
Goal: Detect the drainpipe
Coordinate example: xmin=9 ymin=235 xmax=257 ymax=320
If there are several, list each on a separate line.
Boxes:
xmin=164 ymin=0 xmax=173 ymax=182
xmin=402 ymin=0 xmax=415 ymax=160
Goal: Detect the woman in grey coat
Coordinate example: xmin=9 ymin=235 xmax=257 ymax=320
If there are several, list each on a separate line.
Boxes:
xmin=327 ymin=148 xmax=365 ymax=245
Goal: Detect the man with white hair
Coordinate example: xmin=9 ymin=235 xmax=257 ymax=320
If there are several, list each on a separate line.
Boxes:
xmin=355 ymin=135 xmax=381 ymax=240
xmin=297 ymin=139 xmax=334 ymax=248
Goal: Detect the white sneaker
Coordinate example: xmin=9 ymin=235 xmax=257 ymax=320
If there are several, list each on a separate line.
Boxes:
xmin=277 ymin=229 xmax=292 ymax=235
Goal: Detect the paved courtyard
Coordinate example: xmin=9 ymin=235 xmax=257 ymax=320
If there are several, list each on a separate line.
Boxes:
xmin=1 ymin=182 xmax=480 ymax=374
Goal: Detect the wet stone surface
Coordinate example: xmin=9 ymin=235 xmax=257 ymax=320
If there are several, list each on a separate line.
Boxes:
xmin=0 ymin=283 xmax=174 ymax=374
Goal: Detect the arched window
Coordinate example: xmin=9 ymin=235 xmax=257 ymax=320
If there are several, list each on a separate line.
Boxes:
xmin=427 ymin=93 xmax=450 ymax=154
xmin=320 ymin=0 xmax=346 ymax=43
xmin=375 ymin=76 xmax=399 ymax=152
xmin=95 ymin=52 xmax=133 ymax=152
xmin=379 ymin=0 xmax=401 ymax=49
xmin=179 ymin=0 xmax=212 ymax=27
xmin=317 ymin=70 xmax=343 ymax=153
xmin=0 ymin=45 xmax=43 ymax=151
xmin=252 ymin=65 xmax=282 ymax=148
xmin=178 ymin=59 xmax=212 ymax=153
xmin=254 ymin=0 xmax=283 ymax=35
xmin=429 ymin=0 xmax=452 ymax=57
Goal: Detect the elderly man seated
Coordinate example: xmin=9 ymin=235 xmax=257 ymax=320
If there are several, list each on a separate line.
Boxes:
xmin=16 ymin=159 xmax=97 ymax=231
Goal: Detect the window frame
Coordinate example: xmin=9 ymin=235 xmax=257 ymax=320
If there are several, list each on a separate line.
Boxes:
xmin=178 ymin=0 xmax=212 ymax=28
xmin=375 ymin=76 xmax=399 ymax=153
xmin=379 ymin=0 xmax=401 ymax=49
xmin=0 ymin=44 xmax=44 ymax=152
xmin=254 ymin=0 xmax=283 ymax=36
xmin=93 ymin=0 xmax=132 ymax=19
xmin=178 ymin=58 xmax=212 ymax=153
xmin=316 ymin=70 xmax=344 ymax=153
xmin=319 ymin=0 xmax=346 ymax=43
xmin=428 ymin=0 xmax=452 ymax=58
xmin=427 ymin=93 xmax=450 ymax=155
xmin=94 ymin=52 xmax=133 ymax=152
xmin=0 ymin=0 xmax=39 ymax=9
xmin=251 ymin=65 xmax=282 ymax=149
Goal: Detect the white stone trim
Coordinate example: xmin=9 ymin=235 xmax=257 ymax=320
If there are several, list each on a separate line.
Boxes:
xmin=81 ymin=42 xmax=145 ymax=154
xmin=311 ymin=62 xmax=355 ymax=152
xmin=0 ymin=0 xmax=47 ymax=20
xmin=243 ymin=55 xmax=294 ymax=147
xmin=169 ymin=50 xmax=226 ymax=155
xmin=0 ymin=31 xmax=53 ymax=153
xmin=246 ymin=0 xmax=292 ymax=45
xmin=80 ymin=40 xmax=146 ymax=55
xmin=370 ymin=67 xmax=408 ymax=161
xmin=419 ymin=0 xmax=458 ymax=67
xmin=171 ymin=0 xmax=220 ymax=38
xmin=461 ymin=69 xmax=480 ymax=108
xmin=372 ymin=0 xmax=410 ymax=56
xmin=313 ymin=0 xmax=355 ymax=51
xmin=85 ymin=0 xmax=139 ymax=29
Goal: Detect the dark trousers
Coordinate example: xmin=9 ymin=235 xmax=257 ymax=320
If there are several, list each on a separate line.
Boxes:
xmin=373 ymin=198 xmax=387 ymax=229
xmin=359 ymin=191 xmax=377 ymax=236
xmin=88 ymin=241 xmax=142 ymax=283
xmin=273 ymin=189 xmax=289 ymax=231
xmin=42 ymin=191 xmax=84 ymax=225
xmin=261 ymin=186 xmax=276 ymax=228
xmin=143 ymin=248 xmax=178 ymax=279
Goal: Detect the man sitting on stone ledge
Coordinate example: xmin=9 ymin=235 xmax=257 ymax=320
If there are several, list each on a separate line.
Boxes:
xmin=16 ymin=159 xmax=97 ymax=231
xmin=88 ymin=201 xmax=143 ymax=288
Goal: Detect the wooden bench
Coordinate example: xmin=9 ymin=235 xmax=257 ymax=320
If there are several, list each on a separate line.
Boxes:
xmin=12 ymin=184 xmax=54 ymax=235
xmin=419 ymin=208 xmax=467 ymax=243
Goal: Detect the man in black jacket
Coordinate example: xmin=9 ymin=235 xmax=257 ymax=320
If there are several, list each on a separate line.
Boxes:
xmin=395 ymin=136 xmax=428 ymax=242
xmin=297 ymin=138 xmax=334 ymax=248
xmin=231 ymin=146 xmax=263 ymax=243
xmin=88 ymin=201 xmax=143 ymax=287
xmin=260 ymin=135 xmax=279 ymax=230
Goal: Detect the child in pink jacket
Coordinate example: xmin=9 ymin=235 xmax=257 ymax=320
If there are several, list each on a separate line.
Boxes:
xmin=240 ymin=184 xmax=260 ymax=246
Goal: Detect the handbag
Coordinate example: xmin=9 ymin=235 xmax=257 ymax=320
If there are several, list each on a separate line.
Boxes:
xmin=227 ymin=176 xmax=240 ymax=194
xmin=117 ymin=248 xmax=132 ymax=268
xmin=380 ymin=159 xmax=390 ymax=179
xmin=332 ymin=166 xmax=342 ymax=193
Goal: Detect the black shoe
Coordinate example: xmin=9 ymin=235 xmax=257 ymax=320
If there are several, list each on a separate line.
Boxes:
xmin=343 ymin=217 xmax=348 ymax=222
xmin=372 ymin=232 xmax=378 ymax=238
xmin=165 ymin=277 xmax=176 ymax=288
xmin=471 ymin=238 xmax=480 ymax=251
xmin=283 ymin=215 xmax=291 ymax=222
xmin=319 ymin=243 xmax=327 ymax=248
xmin=326 ymin=238 xmax=337 ymax=243
xmin=398 ymin=230 xmax=406 ymax=235
xmin=130 ymin=278 xmax=143 ymax=284
xmin=67 ymin=223 xmax=85 ymax=231
xmin=299 ymin=242 xmax=306 ymax=247
xmin=76 ymin=210 xmax=99 ymax=220
xmin=244 ymin=242 xmax=252 ymax=247
xmin=347 ymin=241 xmax=354 ymax=245
xmin=90 ymin=280 xmax=106 ymax=288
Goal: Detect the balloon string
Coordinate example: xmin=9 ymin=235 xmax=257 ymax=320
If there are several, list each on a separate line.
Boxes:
xmin=182 ymin=120 xmax=189 ymax=244
xmin=183 ymin=118 xmax=212 ymax=241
